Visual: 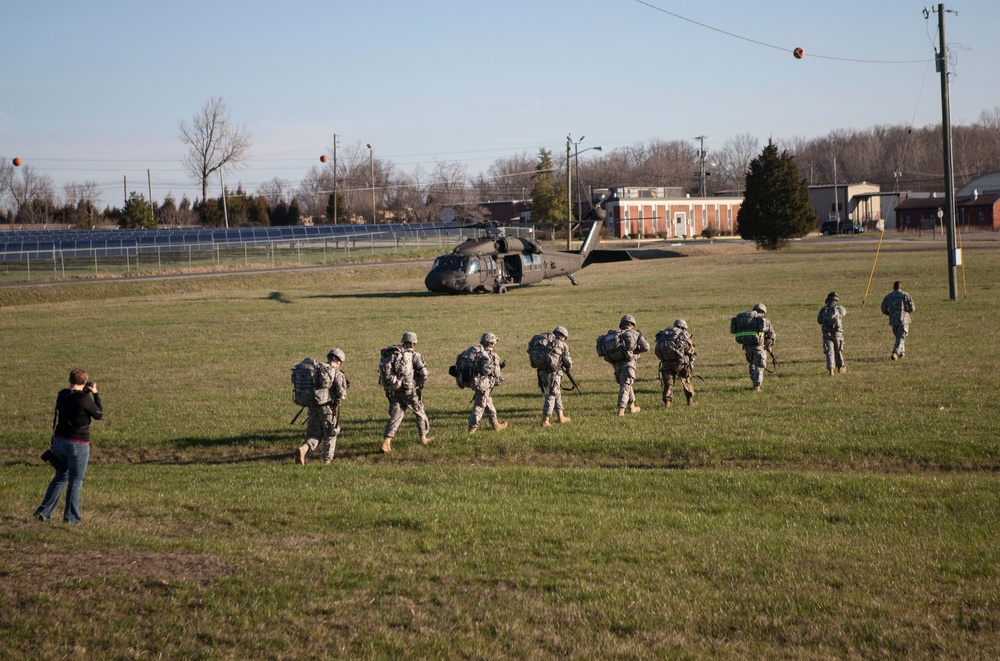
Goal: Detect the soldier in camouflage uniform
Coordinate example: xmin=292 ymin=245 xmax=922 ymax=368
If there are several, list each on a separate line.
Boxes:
xmin=381 ymin=332 xmax=431 ymax=453
xmin=538 ymin=326 xmax=573 ymax=427
xmin=467 ymin=333 xmax=508 ymax=434
xmin=736 ymin=303 xmax=776 ymax=393
xmin=881 ymin=281 xmax=915 ymax=360
xmin=612 ymin=314 xmax=650 ymax=416
xmin=817 ymin=291 xmax=847 ymax=375
xmin=296 ymin=348 xmax=349 ymax=465
xmin=658 ymin=319 xmax=697 ymax=408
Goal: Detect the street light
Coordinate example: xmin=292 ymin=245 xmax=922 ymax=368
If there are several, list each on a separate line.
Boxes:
xmin=367 ymin=143 xmax=376 ymax=223
xmin=569 ymin=136 xmax=602 ymax=249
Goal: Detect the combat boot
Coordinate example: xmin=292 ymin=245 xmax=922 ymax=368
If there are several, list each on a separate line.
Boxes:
xmin=663 ymin=399 xmax=671 ymax=409
xmin=617 ymin=407 xmax=626 ymax=417
xmin=839 ymin=366 xmax=847 ymax=373
xmin=829 ymin=369 xmax=835 ymax=376
xmin=469 ymin=425 xmax=478 ymax=435
xmin=380 ymin=437 xmax=392 ymax=453
xmin=493 ymin=421 xmax=508 ymax=431
xmin=687 ymin=398 xmax=698 ymax=407
xmin=890 ymin=352 xmax=898 ymax=361
xmin=420 ymin=435 xmax=433 ymax=445
xmin=295 ymin=443 xmax=309 ymax=465
xmin=753 ymin=385 xmax=762 ymax=393
xmin=541 ymin=416 xmax=551 ymax=427
xmin=557 ymin=411 xmax=571 ymax=424
xmin=629 ymin=404 xmax=641 ymax=414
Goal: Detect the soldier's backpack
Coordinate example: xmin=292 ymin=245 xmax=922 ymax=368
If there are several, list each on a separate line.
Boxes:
xmin=820 ymin=305 xmax=843 ymax=334
xmin=730 ymin=311 xmax=765 ymax=346
xmin=596 ymin=329 xmax=628 ymax=363
xmin=655 ymin=327 xmax=689 ymax=362
xmin=379 ymin=345 xmax=414 ymax=393
xmin=527 ymin=333 xmax=561 ymax=372
xmin=452 ymin=345 xmax=487 ymax=389
xmin=291 ymin=357 xmax=331 ymax=406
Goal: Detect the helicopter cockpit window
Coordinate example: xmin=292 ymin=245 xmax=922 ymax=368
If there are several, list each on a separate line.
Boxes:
xmin=430 ymin=255 xmax=468 ymax=273
xmin=468 ymin=257 xmax=481 ymax=274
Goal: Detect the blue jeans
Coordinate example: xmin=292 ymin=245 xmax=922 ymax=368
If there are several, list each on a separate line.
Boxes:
xmin=35 ymin=437 xmax=90 ymax=523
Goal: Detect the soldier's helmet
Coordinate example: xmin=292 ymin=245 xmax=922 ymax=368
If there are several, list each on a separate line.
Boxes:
xmin=401 ymin=331 xmax=418 ymax=344
xmin=553 ymin=326 xmax=569 ymax=339
xmin=752 ymin=303 xmax=767 ymax=314
xmin=673 ymin=319 xmax=688 ymax=330
xmin=327 ymin=348 xmax=346 ymax=363
xmin=826 ymin=291 xmax=839 ymax=302
xmin=481 ymin=332 xmax=498 ymax=345
xmin=620 ymin=314 xmax=637 ymax=328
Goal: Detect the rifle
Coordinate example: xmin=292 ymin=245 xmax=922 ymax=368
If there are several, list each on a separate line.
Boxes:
xmin=290 ymin=406 xmax=306 ymax=425
xmin=766 ymin=347 xmax=779 ymax=373
xmin=564 ymin=369 xmax=581 ymax=393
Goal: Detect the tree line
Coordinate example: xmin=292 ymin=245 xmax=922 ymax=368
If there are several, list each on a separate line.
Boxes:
xmin=3 ymin=99 xmax=999 ymax=229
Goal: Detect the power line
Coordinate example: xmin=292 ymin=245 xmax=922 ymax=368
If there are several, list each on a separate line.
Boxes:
xmin=631 ymin=0 xmax=933 ymax=64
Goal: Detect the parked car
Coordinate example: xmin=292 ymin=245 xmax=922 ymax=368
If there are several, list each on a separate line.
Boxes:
xmin=821 ymin=220 xmax=864 ymax=235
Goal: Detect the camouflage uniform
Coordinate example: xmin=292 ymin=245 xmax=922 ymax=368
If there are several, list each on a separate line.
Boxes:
xmin=738 ymin=305 xmax=776 ymax=391
xmin=612 ymin=315 xmax=650 ymax=414
xmin=817 ymin=292 xmax=847 ymax=373
xmin=658 ymin=320 xmax=697 ymax=408
xmin=297 ymin=349 xmax=349 ymax=465
xmin=881 ymin=282 xmax=915 ymax=359
xmin=538 ymin=327 xmax=573 ymax=425
xmin=468 ymin=333 xmax=507 ymax=432
xmin=381 ymin=333 xmax=430 ymax=452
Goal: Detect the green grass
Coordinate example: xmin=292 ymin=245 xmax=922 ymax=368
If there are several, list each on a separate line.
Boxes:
xmin=2 ymin=237 xmax=999 ymax=658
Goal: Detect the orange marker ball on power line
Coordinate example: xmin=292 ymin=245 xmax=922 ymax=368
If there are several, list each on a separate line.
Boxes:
xmin=793 ymin=47 xmax=805 ymax=59
xmin=12 ymin=157 xmax=22 ymax=167
xmin=320 ymin=155 xmax=328 ymax=163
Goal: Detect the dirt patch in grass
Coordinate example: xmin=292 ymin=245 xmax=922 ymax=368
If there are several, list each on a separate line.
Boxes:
xmin=0 ymin=545 xmax=231 ymax=592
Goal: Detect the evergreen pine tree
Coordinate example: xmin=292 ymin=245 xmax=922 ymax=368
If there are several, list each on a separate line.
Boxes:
xmin=530 ymin=148 xmax=566 ymax=228
xmin=737 ymin=140 xmax=816 ymax=249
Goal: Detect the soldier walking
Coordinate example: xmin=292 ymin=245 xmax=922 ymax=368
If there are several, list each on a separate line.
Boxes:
xmin=295 ymin=349 xmax=349 ymax=465
xmin=601 ymin=314 xmax=649 ymax=416
xmin=529 ymin=326 xmax=573 ymax=427
xmin=731 ymin=303 xmax=776 ymax=392
xmin=379 ymin=332 xmax=432 ymax=453
xmin=655 ymin=319 xmax=697 ymax=408
xmin=881 ymin=281 xmax=915 ymax=360
xmin=817 ymin=292 xmax=847 ymax=375
xmin=466 ymin=333 xmax=508 ymax=434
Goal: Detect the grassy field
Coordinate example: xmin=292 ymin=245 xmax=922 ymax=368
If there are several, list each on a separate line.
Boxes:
xmin=2 ymin=236 xmax=998 ymax=658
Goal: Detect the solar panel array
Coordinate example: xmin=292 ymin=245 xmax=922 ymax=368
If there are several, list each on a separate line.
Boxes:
xmin=0 ymin=222 xmax=457 ymax=261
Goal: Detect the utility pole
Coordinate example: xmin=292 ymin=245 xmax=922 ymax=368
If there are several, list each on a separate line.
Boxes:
xmin=935 ymin=3 xmax=959 ymax=300
xmin=332 ymin=134 xmax=338 ymax=225
xmin=566 ymin=134 xmax=573 ymax=250
xmin=367 ymin=143 xmax=376 ymax=224
xmin=220 ymin=170 xmax=229 ymax=229
xmin=695 ymin=135 xmax=707 ymax=197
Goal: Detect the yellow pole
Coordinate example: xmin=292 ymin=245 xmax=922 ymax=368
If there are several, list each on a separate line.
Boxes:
xmin=862 ymin=229 xmax=886 ymax=305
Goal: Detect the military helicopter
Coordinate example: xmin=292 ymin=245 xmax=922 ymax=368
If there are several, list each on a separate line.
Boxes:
xmin=425 ymin=216 xmax=629 ymax=294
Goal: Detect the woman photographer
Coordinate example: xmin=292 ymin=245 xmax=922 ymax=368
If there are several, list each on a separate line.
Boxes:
xmin=34 ymin=368 xmax=103 ymax=524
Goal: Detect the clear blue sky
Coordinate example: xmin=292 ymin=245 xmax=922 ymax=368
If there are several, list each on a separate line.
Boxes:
xmin=3 ymin=0 xmax=998 ymax=206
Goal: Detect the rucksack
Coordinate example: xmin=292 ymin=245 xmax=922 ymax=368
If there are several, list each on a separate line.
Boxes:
xmin=596 ymin=329 xmax=627 ymax=363
xmin=379 ymin=345 xmax=414 ymax=393
xmin=730 ymin=311 xmax=765 ymax=346
xmin=453 ymin=345 xmax=486 ymax=389
xmin=527 ymin=333 xmax=562 ymax=372
xmin=291 ymin=357 xmax=331 ymax=406
xmin=820 ymin=305 xmax=843 ymax=334
xmin=655 ymin=327 xmax=690 ymax=362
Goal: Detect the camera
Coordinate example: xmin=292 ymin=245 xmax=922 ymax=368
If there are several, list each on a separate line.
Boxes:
xmin=86 ymin=381 xmax=95 ymax=389
xmin=41 ymin=449 xmax=66 ymax=470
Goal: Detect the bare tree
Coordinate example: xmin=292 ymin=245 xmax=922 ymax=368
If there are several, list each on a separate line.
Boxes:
xmin=5 ymin=164 xmax=54 ymax=223
xmin=178 ymin=97 xmax=252 ymax=200
xmin=63 ymin=181 xmax=102 ymax=210
xmin=712 ymin=133 xmax=760 ymax=195
xmin=256 ymin=177 xmax=291 ymax=207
